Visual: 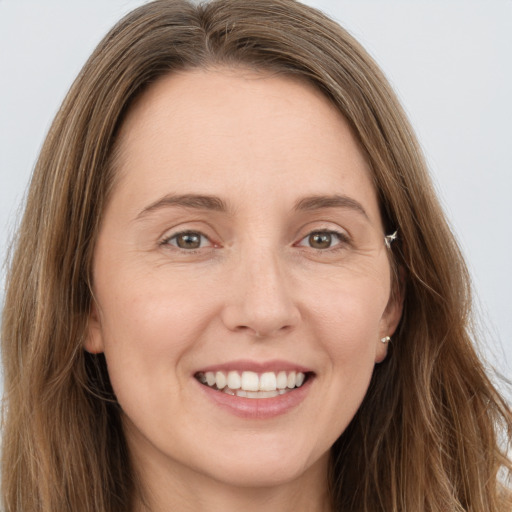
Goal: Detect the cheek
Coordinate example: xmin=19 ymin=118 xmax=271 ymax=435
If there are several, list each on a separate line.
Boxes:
xmin=94 ymin=267 xmax=218 ymax=397
xmin=320 ymin=292 xmax=381 ymax=385
xmin=98 ymin=260 xmax=215 ymax=342
xmin=309 ymin=273 xmax=389 ymax=346
xmin=305 ymin=276 xmax=389 ymax=426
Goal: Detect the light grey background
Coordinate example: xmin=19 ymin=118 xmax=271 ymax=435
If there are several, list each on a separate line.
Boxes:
xmin=1 ymin=1 xmax=511 ymax=395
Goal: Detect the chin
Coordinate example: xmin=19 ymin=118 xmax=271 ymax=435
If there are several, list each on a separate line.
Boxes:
xmin=195 ymin=438 xmax=329 ymax=489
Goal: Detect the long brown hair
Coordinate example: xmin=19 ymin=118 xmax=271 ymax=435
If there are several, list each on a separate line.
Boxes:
xmin=2 ymin=1 xmax=511 ymax=510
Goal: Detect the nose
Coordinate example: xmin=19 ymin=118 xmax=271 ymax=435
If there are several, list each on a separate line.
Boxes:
xmin=220 ymin=249 xmax=300 ymax=338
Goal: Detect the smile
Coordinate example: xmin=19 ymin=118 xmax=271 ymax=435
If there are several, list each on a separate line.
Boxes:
xmin=195 ymin=370 xmax=308 ymax=399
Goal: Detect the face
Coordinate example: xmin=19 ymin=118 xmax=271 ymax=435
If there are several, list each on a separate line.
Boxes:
xmin=87 ymin=68 xmax=402 ymax=492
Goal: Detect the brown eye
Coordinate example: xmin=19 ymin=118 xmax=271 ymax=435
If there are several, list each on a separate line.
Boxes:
xmin=167 ymin=231 xmax=206 ymax=250
xmin=296 ymin=230 xmax=347 ymax=251
xmin=308 ymin=232 xmax=333 ymax=249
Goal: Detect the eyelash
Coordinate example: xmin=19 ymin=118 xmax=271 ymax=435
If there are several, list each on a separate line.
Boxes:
xmin=160 ymin=229 xmax=351 ymax=253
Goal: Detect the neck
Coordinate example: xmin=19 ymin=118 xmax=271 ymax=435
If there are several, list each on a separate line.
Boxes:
xmin=130 ymin=443 xmax=332 ymax=512
xmin=135 ymin=478 xmax=332 ymax=512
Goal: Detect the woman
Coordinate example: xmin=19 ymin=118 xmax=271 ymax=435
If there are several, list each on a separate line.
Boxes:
xmin=1 ymin=0 xmax=511 ymax=511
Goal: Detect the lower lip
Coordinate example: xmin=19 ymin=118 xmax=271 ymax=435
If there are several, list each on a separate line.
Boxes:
xmin=196 ymin=377 xmax=313 ymax=419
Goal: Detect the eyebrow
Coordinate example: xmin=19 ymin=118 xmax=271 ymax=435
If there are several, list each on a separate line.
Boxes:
xmin=135 ymin=192 xmax=369 ymax=221
xmin=294 ymin=194 xmax=369 ymax=219
xmin=135 ymin=193 xmax=229 ymax=220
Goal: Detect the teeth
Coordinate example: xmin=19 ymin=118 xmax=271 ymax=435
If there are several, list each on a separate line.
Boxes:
xmin=197 ymin=370 xmax=307 ymax=394
xmin=215 ymin=371 xmax=226 ymax=389
xmin=259 ymin=372 xmax=277 ymax=391
xmin=287 ymin=371 xmax=296 ymax=389
xmin=276 ymin=371 xmax=288 ymax=389
xmin=241 ymin=371 xmax=259 ymax=391
xmin=227 ymin=371 xmax=241 ymax=390
xmin=245 ymin=390 xmax=279 ymax=399
xmin=205 ymin=372 xmax=216 ymax=386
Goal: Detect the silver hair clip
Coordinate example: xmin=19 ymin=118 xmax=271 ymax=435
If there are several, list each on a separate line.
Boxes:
xmin=384 ymin=230 xmax=398 ymax=249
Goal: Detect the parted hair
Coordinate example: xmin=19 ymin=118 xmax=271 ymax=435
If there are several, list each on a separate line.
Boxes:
xmin=2 ymin=1 xmax=511 ymax=511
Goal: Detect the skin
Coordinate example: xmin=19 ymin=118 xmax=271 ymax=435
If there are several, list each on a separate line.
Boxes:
xmin=86 ymin=68 xmax=402 ymax=512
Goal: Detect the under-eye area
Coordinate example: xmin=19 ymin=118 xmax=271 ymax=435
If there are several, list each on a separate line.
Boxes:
xmin=195 ymin=370 xmax=313 ymax=398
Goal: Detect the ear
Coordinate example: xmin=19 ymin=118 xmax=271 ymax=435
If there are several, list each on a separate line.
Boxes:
xmin=84 ymin=301 xmax=105 ymax=354
xmin=375 ymin=274 xmax=404 ymax=363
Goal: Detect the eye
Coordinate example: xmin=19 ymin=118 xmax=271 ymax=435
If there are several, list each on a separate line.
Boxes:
xmin=296 ymin=230 xmax=348 ymax=250
xmin=163 ymin=231 xmax=212 ymax=250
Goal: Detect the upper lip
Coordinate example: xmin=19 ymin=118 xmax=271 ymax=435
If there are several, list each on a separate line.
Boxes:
xmin=194 ymin=359 xmax=313 ymax=375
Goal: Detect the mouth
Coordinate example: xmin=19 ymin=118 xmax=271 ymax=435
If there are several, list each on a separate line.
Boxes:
xmin=194 ymin=370 xmax=311 ymax=399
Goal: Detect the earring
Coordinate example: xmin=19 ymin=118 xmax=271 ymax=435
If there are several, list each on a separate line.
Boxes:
xmin=384 ymin=230 xmax=398 ymax=249
xmin=380 ymin=336 xmax=391 ymax=344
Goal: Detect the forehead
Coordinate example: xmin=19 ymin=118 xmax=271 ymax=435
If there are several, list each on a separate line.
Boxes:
xmin=110 ymin=67 xmax=380 ymax=224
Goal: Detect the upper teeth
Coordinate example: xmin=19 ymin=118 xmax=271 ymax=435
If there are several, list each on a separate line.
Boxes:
xmin=197 ymin=370 xmax=306 ymax=392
